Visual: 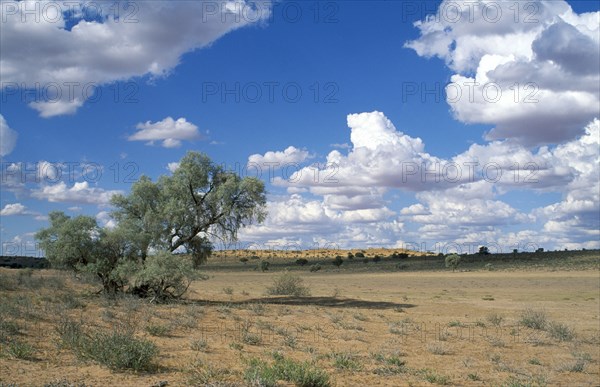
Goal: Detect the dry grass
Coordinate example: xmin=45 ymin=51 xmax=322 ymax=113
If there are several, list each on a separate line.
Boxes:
xmin=0 ymin=256 xmax=599 ymax=386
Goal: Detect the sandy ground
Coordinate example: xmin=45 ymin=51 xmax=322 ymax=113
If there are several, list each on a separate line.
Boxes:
xmin=1 ymin=268 xmax=599 ymax=386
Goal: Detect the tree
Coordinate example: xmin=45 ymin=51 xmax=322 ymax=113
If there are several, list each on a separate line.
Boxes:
xmin=478 ymin=246 xmax=490 ymax=255
xmin=445 ymin=254 xmax=461 ymax=272
xmin=36 ymin=151 xmax=267 ymax=299
xmin=111 ymin=152 xmax=266 ymax=268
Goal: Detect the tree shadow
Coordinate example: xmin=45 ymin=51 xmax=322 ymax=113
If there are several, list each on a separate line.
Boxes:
xmin=189 ymin=296 xmax=415 ymax=310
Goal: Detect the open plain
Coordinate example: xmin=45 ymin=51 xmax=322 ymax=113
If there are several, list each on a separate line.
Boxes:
xmin=1 ymin=250 xmax=599 ymax=386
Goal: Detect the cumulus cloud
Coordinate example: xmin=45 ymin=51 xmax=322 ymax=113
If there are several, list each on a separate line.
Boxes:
xmin=31 ymin=181 xmax=123 ymax=205
xmin=0 ymin=115 xmax=18 ymax=157
xmin=129 ymin=117 xmax=201 ymax=148
xmin=0 ymin=203 xmax=46 ymax=220
xmin=256 ymin=111 xmax=598 ymax=250
xmin=1 ymin=0 xmax=272 ymax=117
xmin=406 ymin=0 xmax=599 ymax=146
xmin=248 ymin=146 xmax=311 ymax=167
xmin=0 ymin=203 xmax=28 ymax=216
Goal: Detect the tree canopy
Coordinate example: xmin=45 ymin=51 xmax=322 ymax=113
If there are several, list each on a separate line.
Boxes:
xmin=36 ymin=151 xmax=267 ymax=299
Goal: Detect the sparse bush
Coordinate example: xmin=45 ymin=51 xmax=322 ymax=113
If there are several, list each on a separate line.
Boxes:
xmin=427 ymin=342 xmax=450 ymax=355
xmin=223 ymin=286 xmax=234 ymax=295
xmin=296 ymin=258 xmax=309 ymax=266
xmin=548 ymin=321 xmax=575 ymax=341
xmin=355 ymin=252 xmax=365 ymax=258
xmin=445 ymin=254 xmax=461 ymax=272
xmin=347 ymin=252 xmax=354 ymax=259
xmin=484 ymin=263 xmax=494 ymax=271
xmin=145 ymin=323 xmax=171 ymax=337
xmin=244 ymin=354 xmax=331 ymax=387
xmin=267 ymin=272 xmax=310 ymax=297
xmin=330 ymin=351 xmax=362 ymax=371
xmin=190 ymin=338 xmax=208 ymax=351
xmin=4 ymin=339 xmax=35 ymax=360
xmin=373 ymin=255 xmax=381 ymax=263
xmin=131 ymin=251 xmax=198 ymax=301
xmin=486 ymin=312 xmax=504 ymax=327
xmin=81 ymin=329 xmax=158 ymax=371
xmin=520 ymin=308 xmax=547 ymax=330
xmin=260 ymin=260 xmax=270 ymax=272
xmin=309 ymin=264 xmax=321 ymax=272
xmin=240 ymin=257 xmax=248 ymax=264
xmin=332 ymin=256 xmax=343 ymax=268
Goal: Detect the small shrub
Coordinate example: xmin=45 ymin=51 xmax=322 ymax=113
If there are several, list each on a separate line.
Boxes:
xmin=427 ymin=342 xmax=450 ymax=355
xmin=296 ymin=258 xmax=309 ymax=266
xmin=486 ymin=312 xmax=504 ymax=326
xmin=547 ymin=321 xmax=575 ymax=341
xmin=484 ymin=263 xmax=494 ymax=271
xmin=240 ymin=257 xmax=249 ymax=264
xmin=244 ymin=354 xmax=332 ymax=387
xmin=347 ymin=252 xmax=354 ymax=259
xmin=355 ymin=252 xmax=365 ymax=258
xmin=309 ymin=264 xmax=321 ymax=272
xmin=372 ymin=255 xmax=381 ymax=263
xmin=267 ymin=272 xmax=311 ymax=297
xmin=260 ymin=261 xmax=270 ymax=272
xmin=4 ymin=339 xmax=35 ymax=360
xmin=81 ymin=329 xmax=158 ymax=371
xmin=190 ymin=338 xmax=208 ymax=351
xmin=242 ymin=332 xmax=262 ymax=345
xmin=330 ymin=351 xmax=362 ymax=371
xmin=418 ymin=368 xmax=450 ymax=385
xmin=145 ymin=323 xmax=171 ymax=337
xmin=445 ymin=254 xmax=461 ymax=272
xmin=332 ymin=256 xmax=343 ymax=268
xmin=520 ymin=308 xmax=547 ymax=330
xmin=223 ymin=286 xmax=234 ymax=295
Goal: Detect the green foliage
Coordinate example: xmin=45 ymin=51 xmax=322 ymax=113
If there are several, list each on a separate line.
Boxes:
xmin=296 ymin=258 xmax=309 ymax=266
xmin=244 ymin=353 xmax=331 ymax=387
xmin=355 ymin=252 xmax=365 ymax=258
xmin=145 ymin=323 xmax=171 ymax=337
xmin=82 ymin=329 xmax=158 ymax=371
xmin=266 ymin=272 xmax=311 ymax=297
xmin=240 ymin=257 xmax=249 ymax=264
xmin=3 ymin=339 xmax=35 ymax=360
xmin=309 ymin=263 xmax=321 ymax=272
xmin=35 ymin=151 xmax=266 ymax=298
xmin=330 ymin=351 xmax=362 ymax=371
xmin=444 ymin=254 xmax=461 ymax=272
xmin=520 ymin=308 xmax=547 ymax=330
xmin=332 ymin=256 xmax=344 ymax=267
xmin=131 ymin=251 xmax=197 ymax=301
xmin=56 ymin=317 xmax=158 ymax=371
xmin=260 ymin=260 xmax=270 ymax=272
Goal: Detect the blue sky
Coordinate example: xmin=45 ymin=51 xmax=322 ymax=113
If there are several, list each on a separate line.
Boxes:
xmin=1 ymin=0 xmax=599 ymax=256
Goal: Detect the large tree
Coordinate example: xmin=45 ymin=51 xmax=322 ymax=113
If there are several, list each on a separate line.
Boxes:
xmin=36 ymin=151 xmax=267 ymax=298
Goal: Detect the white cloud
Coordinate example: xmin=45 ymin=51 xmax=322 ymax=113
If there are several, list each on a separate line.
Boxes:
xmin=1 ymin=1 xmax=272 ymax=117
xmin=406 ymin=0 xmax=599 ymax=145
xmin=166 ymin=162 xmax=180 ymax=173
xmin=0 ymin=203 xmax=46 ymax=221
xmin=256 ymin=112 xmax=598 ymax=251
xmin=248 ymin=146 xmax=311 ymax=167
xmin=129 ymin=117 xmax=200 ymax=148
xmin=0 ymin=203 xmax=28 ymax=216
xmin=96 ymin=211 xmax=117 ymax=229
xmin=0 ymin=115 xmax=18 ymax=157
xmin=31 ymin=181 xmax=123 ymax=205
